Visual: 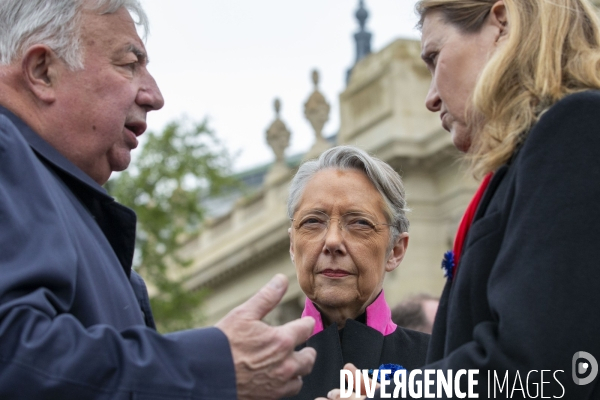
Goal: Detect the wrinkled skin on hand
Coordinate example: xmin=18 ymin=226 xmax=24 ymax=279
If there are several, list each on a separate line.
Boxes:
xmin=216 ymin=274 xmax=316 ymax=400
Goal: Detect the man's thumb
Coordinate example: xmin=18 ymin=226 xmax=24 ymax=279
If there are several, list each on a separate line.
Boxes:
xmin=238 ymin=274 xmax=288 ymax=320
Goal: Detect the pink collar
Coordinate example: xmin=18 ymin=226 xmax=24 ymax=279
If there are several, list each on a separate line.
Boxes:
xmin=301 ymin=291 xmax=397 ymax=337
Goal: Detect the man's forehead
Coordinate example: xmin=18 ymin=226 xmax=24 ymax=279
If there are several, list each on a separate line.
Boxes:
xmin=82 ymin=8 xmax=140 ymax=37
xmin=80 ymin=8 xmax=146 ymax=55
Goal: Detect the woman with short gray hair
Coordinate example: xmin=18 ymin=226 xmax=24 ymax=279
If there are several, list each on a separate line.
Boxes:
xmin=285 ymin=145 xmax=429 ymax=400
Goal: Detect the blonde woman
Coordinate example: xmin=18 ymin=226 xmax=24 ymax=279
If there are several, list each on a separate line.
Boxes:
xmin=321 ymin=0 xmax=600 ymax=398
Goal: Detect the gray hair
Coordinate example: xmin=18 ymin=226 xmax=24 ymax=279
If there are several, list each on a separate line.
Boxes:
xmin=0 ymin=0 xmax=148 ymax=69
xmin=288 ymin=146 xmax=410 ymax=244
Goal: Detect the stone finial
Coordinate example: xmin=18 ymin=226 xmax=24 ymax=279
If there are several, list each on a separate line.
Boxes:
xmin=304 ymin=70 xmax=330 ymax=139
xmin=266 ymin=98 xmax=290 ymax=165
xmin=346 ymin=0 xmax=373 ymax=84
xmin=356 ymin=0 xmax=369 ymax=30
xmin=304 ymin=70 xmax=332 ymax=160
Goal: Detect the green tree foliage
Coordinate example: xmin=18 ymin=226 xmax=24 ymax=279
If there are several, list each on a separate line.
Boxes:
xmin=106 ymin=119 xmax=236 ymax=333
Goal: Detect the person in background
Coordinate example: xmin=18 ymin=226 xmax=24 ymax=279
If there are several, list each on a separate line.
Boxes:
xmin=321 ymin=0 xmax=600 ymax=398
xmin=0 ymin=1 xmax=315 ymax=398
xmin=391 ymin=294 xmax=439 ymax=334
xmin=285 ymin=146 xmax=429 ymax=400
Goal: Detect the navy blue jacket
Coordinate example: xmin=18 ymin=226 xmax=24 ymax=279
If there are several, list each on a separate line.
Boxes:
xmin=372 ymin=91 xmax=600 ymax=399
xmin=0 ymin=107 xmax=237 ymax=399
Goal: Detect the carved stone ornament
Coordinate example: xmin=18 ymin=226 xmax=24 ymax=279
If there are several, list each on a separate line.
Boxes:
xmin=266 ymin=98 xmax=291 ymax=164
xmin=304 ymin=70 xmax=332 ymax=160
xmin=304 ymin=70 xmax=330 ymax=138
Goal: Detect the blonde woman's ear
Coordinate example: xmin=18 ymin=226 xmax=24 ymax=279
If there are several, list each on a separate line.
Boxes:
xmin=490 ymin=1 xmax=509 ymax=39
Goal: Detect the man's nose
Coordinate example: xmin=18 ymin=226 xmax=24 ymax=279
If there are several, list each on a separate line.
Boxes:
xmin=425 ymin=80 xmax=441 ymax=112
xmin=137 ymin=70 xmax=165 ymax=111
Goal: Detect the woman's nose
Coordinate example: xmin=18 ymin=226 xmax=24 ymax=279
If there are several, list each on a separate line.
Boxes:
xmin=425 ymin=81 xmax=441 ymax=112
xmin=322 ymin=219 xmax=346 ymax=255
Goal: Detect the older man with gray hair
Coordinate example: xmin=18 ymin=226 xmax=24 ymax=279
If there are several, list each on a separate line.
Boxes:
xmin=0 ymin=1 xmax=315 ymax=399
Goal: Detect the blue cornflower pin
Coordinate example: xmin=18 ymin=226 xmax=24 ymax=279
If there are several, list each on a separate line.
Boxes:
xmin=368 ymin=364 xmax=405 ymax=383
xmin=441 ymin=250 xmax=455 ymax=281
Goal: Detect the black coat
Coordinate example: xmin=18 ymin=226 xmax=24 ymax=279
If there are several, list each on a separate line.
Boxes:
xmin=287 ymin=309 xmax=429 ymax=400
xmin=372 ymin=91 xmax=600 ymax=399
xmin=0 ymin=107 xmax=237 ymax=399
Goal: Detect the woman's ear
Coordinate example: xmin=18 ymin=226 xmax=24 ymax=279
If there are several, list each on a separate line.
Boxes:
xmin=288 ymin=227 xmax=295 ymax=264
xmin=489 ymin=0 xmax=509 ymax=41
xmin=385 ymin=232 xmax=409 ymax=272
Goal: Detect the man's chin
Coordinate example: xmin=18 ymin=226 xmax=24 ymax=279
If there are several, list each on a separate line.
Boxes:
xmin=108 ymin=152 xmax=132 ymax=173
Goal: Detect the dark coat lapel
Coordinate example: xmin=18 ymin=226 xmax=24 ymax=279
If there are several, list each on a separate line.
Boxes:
xmin=341 ymin=319 xmax=384 ymax=369
xmin=427 ymin=166 xmax=509 ymax=364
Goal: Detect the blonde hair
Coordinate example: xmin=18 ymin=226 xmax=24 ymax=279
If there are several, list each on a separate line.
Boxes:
xmin=417 ymin=0 xmax=600 ymax=177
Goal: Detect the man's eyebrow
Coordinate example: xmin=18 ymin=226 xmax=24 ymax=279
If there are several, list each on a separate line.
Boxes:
xmin=125 ymin=44 xmax=149 ymax=64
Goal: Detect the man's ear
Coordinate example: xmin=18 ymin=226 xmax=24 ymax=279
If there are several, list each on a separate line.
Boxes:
xmin=21 ymin=45 xmax=60 ymax=103
xmin=385 ymin=232 xmax=409 ymax=272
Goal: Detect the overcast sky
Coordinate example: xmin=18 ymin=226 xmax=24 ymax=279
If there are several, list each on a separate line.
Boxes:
xmin=141 ymin=0 xmax=421 ymax=171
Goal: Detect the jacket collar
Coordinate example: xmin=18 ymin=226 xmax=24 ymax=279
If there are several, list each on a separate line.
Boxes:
xmin=301 ymin=290 xmax=397 ymax=337
xmin=0 ymin=105 xmax=110 ymax=198
xmin=0 ymin=106 xmax=137 ymax=278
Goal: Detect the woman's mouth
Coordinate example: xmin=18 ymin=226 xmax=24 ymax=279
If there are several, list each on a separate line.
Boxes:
xmin=320 ymin=269 xmax=351 ymax=278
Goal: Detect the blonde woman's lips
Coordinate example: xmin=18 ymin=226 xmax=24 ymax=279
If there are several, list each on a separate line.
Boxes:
xmin=440 ymin=112 xmax=449 ymax=132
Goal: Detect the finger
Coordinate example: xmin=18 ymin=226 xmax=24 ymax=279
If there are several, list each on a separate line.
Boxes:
xmin=236 ymin=274 xmax=288 ymax=320
xmin=270 ymin=346 xmax=316 ymax=384
xmin=274 ymin=375 xmax=303 ymax=399
xmin=343 ymin=363 xmax=358 ymax=373
xmin=343 ymin=363 xmax=380 ymax=393
xmin=279 ymin=316 xmax=316 ymax=347
xmin=327 ymin=389 xmax=341 ymax=399
xmin=293 ymin=347 xmax=317 ymax=377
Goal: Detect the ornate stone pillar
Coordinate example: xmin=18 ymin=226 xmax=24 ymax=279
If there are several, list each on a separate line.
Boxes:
xmin=265 ymin=98 xmax=292 ymax=186
xmin=303 ymin=70 xmax=332 ymax=160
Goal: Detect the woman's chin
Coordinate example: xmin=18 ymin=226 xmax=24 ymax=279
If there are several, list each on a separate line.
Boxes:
xmin=451 ymin=126 xmax=472 ymax=153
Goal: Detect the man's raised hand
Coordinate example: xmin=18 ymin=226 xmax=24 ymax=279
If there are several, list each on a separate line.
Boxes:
xmin=216 ymin=274 xmax=316 ymax=400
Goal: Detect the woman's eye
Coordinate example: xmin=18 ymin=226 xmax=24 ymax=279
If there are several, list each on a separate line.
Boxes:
xmin=347 ymin=218 xmax=374 ymax=228
xmin=300 ymin=217 xmax=324 ymax=227
xmin=424 ymin=52 xmax=438 ymax=68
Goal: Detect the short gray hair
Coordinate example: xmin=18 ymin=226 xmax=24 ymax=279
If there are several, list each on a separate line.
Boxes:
xmin=288 ymin=146 xmax=409 ymax=242
xmin=0 ymin=0 xmax=148 ymax=69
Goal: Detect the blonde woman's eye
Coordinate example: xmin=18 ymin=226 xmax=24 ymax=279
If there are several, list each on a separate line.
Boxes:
xmin=426 ymin=52 xmax=438 ymax=65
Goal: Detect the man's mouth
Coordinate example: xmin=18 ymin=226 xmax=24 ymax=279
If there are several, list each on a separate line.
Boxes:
xmin=124 ymin=121 xmax=147 ymax=149
xmin=125 ymin=121 xmax=147 ymax=137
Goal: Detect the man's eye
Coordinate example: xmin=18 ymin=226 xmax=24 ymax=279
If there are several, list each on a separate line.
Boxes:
xmin=121 ymin=62 xmax=137 ymax=72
